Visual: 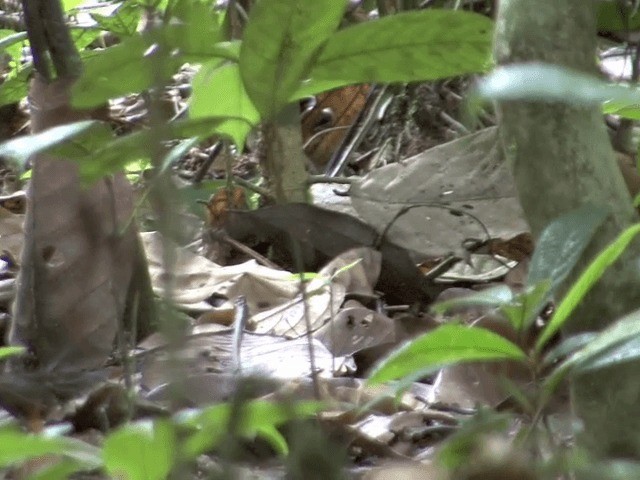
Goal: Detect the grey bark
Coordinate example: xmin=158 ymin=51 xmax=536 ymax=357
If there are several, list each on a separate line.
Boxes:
xmin=495 ymin=0 xmax=640 ymax=459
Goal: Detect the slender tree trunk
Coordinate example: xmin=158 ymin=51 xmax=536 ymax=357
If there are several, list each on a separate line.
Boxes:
xmin=495 ymin=0 xmax=640 ymax=460
xmin=10 ymin=0 xmax=154 ymax=375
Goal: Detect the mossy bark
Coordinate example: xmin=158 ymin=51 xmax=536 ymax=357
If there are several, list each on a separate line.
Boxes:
xmin=262 ymin=103 xmax=311 ymax=204
xmin=495 ymin=0 xmax=640 ymax=459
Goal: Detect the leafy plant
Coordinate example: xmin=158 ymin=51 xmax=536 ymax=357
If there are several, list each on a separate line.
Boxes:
xmin=0 ymin=0 xmax=493 ymax=185
xmin=0 ymin=400 xmax=323 ymax=478
xmin=369 ymin=204 xmax=640 ymax=422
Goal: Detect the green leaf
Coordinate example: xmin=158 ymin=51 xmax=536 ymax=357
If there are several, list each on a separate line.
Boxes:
xmin=71 ymin=27 xmax=102 ymax=51
xmin=603 ymin=100 xmax=640 ymax=120
xmin=190 ymin=62 xmax=260 ymax=148
xmin=0 ymin=427 xmax=101 ymax=469
xmin=431 ymin=285 xmax=513 ymax=315
xmin=476 ymin=63 xmax=640 ymax=106
xmin=90 ymin=2 xmax=142 ymax=37
xmin=163 ymin=5 xmax=225 ymax=63
xmin=367 ymin=324 xmax=527 ymax=385
xmin=0 ymin=120 xmax=103 ymax=168
xmin=437 ymin=410 xmax=511 ymax=470
xmin=541 ymin=332 xmax=596 ymax=370
xmin=71 ymin=25 xmax=205 ymax=108
xmin=103 ymin=420 xmax=176 ymax=480
xmin=296 ymin=9 xmax=492 ymax=97
xmin=176 ymin=401 xmax=324 ymax=459
xmin=549 ymin=311 xmax=640 ymax=389
xmin=528 ymin=204 xmax=608 ymax=292
xmin=71 ymin=34 xmax=162 ymax=108
xmin=500 ymin=280 xmax=551 ymax=332
xmin=160 ymin=137 xmax=199 ymax=174
xmin=239 ymin=0 xmax=349 ymax=117
xmin=65 ymin=117 xmax=234 ymax=184
xmin=536 ymin=223 xmax=640 ymax=353
xmin=597 ymin=2 xmax=640 ymax=32
xmin=178 ymin=179 xmax=228 ymax=219
xmin=0 ymin=345 xmax=25 ymax=360
xmin=0 ymin=65 xmax=31 ymax=106
xmin=62 ymin=0 xmax=85 ymax=11
xmin=0 ymin=31 xmax=27 ymax=61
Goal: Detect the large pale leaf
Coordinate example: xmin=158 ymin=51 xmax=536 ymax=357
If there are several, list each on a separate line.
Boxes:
xmin=349 ymin=127 xmax=528 ymax=258
xmin=367 ymin=324 xmax=526 ymax=385
xmin=239 ymin=0 xmax=349 ymax=117
xmin=296 ymin=9 xmax=492 ymax=97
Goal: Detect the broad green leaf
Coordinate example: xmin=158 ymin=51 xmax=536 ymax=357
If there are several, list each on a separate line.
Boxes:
xmin=48 ymin=122 xmax=115 ymax=168
xmin=103 ymin=420 xmax=176 ymax=480
xmin=499 ymin=280 xmax=552 ymax=332
xmin=65 ymin=117 xmax=234 ymax=183
xmin=528 ymin=204 xmax=608 ymax=292
xmin=90 ymin=2 xmax=142 ymax=37
xmin=255 ymin=425 xmax=289 ymax=455
xmin=0 ymin=345 xmax=25 ymax=360
xmin=546 ymin=310 xmax=640 ymax=394
xmin=536 ymin=223 xmax=640 ymax=353
xmin=62 ymin=0 xmax=85 ymax=11
xmin=299 ymin=9 xmax=492 ymax=94
xmin=176 ymin=400 xmax=324 ymax=459
xmin=0 ymin=120 xmax=102 ymax=168
xmin=576 ymin=337 xmax=640 ymax=373
xmin=597 ymin=2 xmax=640 ymax=32
xmin=71 ymin=34 xmax=166 ymax=108
xmin=540 ymin=332 xmax=596 ymax=370
xmin=179 ymin=179 xmax=228 ymax=219
xmin=0 ymin=65 xmax=31 ymax=106
xmin=73 ymin=23 xmax=230 ymax=108
xmin=476 ymin=63 xmax=640 ymax=106
xmin=239 ymin=0 xmax=349 ymax=117
xmin=437 ymin=410 xmax=511 ymax=470
xmin=367 ymin=324 xmax=527 ymax=385
xmin=71 ymin=27 xmax=102 ymax=51
xmin=164 ymin=4 xmax=225 ymax=63
xmin=603 ymin=101 xmax=640 ymax=120
xmin=190 ymin=62 xmax=259 ymax=148
xmin=431 ymin=285 xmax=513 ymax=315
xmin=0 ymin=31 xmax=27 ymax=61
xmin=160 ymin=137 xmax=199 ymax=174
xmin=0 ymin=427 xmax=101 ymax=469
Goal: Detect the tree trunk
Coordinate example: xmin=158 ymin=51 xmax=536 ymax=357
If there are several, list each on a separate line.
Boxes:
xmin=9 ymin=0 xmax=154 ymax=377
xmin=495 ymin=0 xmax=640 ymax=460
